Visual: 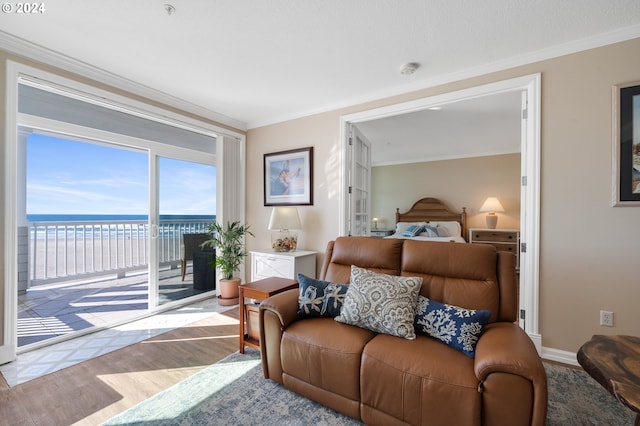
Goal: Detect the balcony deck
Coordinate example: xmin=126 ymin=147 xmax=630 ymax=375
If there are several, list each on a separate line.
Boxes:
xmin=18 ymin=265 xmax=212 ymax=347
xmin=18 ymin=218 xmax=215 ymax=348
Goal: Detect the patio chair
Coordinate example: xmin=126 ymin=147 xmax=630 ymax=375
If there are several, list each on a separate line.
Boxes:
xmin=181 ymin=233 xmax=211 ymax=281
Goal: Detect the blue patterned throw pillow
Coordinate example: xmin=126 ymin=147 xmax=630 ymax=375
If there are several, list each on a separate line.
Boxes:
xmin=402 ymin=224 xmax=425 ymax=237
xmin=335 ymin=266 xmax=422 ymax=340
xmin=414 ymin=295 xmax=491 ymax=358
xmin=297 ymin=274 xmax=348 ymax=318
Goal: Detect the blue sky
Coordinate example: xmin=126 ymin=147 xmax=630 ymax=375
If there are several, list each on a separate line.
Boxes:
xmin=26 ymin=134 xmax=216 ymax=215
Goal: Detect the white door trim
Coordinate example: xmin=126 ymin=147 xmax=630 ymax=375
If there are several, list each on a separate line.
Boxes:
xmin=339 ymin=74 xmax=542 ymax=351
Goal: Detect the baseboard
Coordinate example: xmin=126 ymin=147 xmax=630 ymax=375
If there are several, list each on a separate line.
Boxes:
xmin=541 ymin=346 xmax=579 ymax=366
xmin=0 ymin=344 xmax=16 ymax=365
xmin=528 ymin=332 xmax=542 ymax=354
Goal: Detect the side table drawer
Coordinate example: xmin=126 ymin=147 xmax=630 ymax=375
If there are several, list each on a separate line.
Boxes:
xmin=254 ymin=255 xmax=293 ymax=280
xmin=471 ymin=230 xmax=518 ymax=243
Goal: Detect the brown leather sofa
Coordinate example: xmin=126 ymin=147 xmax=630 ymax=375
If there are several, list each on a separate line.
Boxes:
xmin=260 ymin=237 xmax=547 ymax=425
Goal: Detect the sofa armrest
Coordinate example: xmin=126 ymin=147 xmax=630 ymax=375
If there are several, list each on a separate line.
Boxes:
xmin=474 ymin=322 xmax=548 ymax=426
xmin=260 ymin=288 xmax=300 ymax=328
xmin=259 ymin=288 xmax=300 ymax=383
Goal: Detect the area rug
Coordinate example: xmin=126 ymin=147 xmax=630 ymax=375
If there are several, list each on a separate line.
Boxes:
xmin=104 ymin=349 xmax=636 ymax=425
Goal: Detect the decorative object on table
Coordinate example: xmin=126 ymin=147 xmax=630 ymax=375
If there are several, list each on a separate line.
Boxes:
xmin=479 ymin=196 xmax=504 ymax=229
xmin=201 ymin=221 xmax=254 ymax=306
xmin=612 ymin=80 xmax=640 ymax=206
xmin=268 ymin=206 xmax=301 ymax=252
xmin=264 ymin=146 xmax=313 ymax=206
xmin=372 ymin=217 xmax=378 ymax=229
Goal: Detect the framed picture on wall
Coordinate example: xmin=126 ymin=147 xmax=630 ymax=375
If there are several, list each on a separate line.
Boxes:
xmin=264 ymin=147 xmax=313 ymax=206
xmin=612 ymin=81 xmax=640 ymax=206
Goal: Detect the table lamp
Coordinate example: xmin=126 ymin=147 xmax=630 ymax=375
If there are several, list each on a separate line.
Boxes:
xmin=268 ymin=207 xmax=302 ymax=252
xmin=479 ymin=197 xmax=504 ymax=229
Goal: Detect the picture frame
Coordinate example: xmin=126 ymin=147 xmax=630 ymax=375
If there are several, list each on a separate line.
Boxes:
xmin=612 ymin=81 xmax=640 ymax=206
xmin=264 ymin=147 xmax=313 ymax=206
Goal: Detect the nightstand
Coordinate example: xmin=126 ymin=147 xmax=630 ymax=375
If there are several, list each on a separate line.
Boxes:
xmin=469 ymin=228 xmax=520 ymax=269
xmin=250 ymin=250 xmax=317 ymax=282
xmin=370 ymin=229 xmax=394 ymax=238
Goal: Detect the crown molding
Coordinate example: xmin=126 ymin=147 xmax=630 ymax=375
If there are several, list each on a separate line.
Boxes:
xmin=0 ymin=31 xmax=247 ymax=132
xmin=248 ymin=24 xmax=640 ymax=129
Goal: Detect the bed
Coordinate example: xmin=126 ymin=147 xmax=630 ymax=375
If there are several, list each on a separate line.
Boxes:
xmin=387 ymin=197 xmax=468 ymax=242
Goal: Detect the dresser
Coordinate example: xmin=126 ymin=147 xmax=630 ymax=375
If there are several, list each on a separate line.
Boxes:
xmin=250 ymin=250 xmax=317 ymax=281
xmin=468 ymin=229 xmax=520 ymax=269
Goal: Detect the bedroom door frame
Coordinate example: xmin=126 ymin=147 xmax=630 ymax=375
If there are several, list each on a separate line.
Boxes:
xmin=338 ymin=73 xmax=542 ymax=352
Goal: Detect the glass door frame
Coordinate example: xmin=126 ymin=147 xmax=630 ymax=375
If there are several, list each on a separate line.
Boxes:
xmin=3 ymin=60 xmax=237 ymax=363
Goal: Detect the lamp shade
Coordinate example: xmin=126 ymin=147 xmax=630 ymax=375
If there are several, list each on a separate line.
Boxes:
xmin=479 ymin=197 xmax=505 ymax=213
xmin=268 ymin=207 xmax=302 ymax=230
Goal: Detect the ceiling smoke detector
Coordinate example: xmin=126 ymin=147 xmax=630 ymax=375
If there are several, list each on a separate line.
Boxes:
xmin=400 ymin=62 xmax=420 ymax=75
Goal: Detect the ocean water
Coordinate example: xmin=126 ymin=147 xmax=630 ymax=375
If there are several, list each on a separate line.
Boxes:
xmin=27 ymin=214 xmax=215 ymax=222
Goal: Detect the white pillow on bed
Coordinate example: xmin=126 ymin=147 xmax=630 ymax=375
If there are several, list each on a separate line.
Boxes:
xmin=428 ymin=221 xmax=462 ymax=238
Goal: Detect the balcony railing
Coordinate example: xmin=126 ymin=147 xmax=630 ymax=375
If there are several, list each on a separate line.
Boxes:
xmin=28 ymin=219 xmax=211 ymax=286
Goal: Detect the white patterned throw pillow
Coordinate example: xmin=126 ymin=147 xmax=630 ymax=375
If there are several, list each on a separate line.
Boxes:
xmin=335 ymin=265 xmax=422 ymax=340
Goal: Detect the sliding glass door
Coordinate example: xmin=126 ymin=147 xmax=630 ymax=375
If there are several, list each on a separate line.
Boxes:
xmin=14 ymin=78 xmax=218 ymax=351
xmin=155 ymin=157 xmax=216 ymax=306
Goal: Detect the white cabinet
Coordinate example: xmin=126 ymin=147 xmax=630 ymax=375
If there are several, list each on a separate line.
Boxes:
xmin=250 ymin=250 xmax=317 ymax=282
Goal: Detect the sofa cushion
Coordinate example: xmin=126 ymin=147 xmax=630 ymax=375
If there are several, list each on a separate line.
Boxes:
xmin=335 ymin=265 xmax=422 ymax=340
xmin=321 ymin=237 xmax=404 ymax=283
xmin=297 ymin=274 xmax=348 ymax=318
xmin=401 ymin=240 xmax=500 ymax=321
xmin=414 ymin=295 xmax=491 ymax=358
xmin=361 ymin=333 xmax=480 ymax=425
xmin=281 ymin=317 xmax=376 ymax=403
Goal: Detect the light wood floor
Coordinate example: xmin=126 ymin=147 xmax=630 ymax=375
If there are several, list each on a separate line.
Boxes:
xmin=0 ymin=307 xmax=240 ymax=426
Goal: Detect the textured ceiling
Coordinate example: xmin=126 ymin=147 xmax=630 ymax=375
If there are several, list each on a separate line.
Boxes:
xmin=2 ymin=0 xmax=640 ymax=131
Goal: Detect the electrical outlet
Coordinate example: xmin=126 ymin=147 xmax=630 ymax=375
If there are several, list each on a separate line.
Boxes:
xmin=600 ymin=310 xmax=614 ymax=327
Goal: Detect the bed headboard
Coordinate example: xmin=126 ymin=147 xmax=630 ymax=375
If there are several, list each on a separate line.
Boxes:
xmin=395 ymin=197 xmax=467 ymax=240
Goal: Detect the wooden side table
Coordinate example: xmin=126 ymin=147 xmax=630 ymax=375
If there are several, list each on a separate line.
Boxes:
xmin=239 ymin=277 xmax=298 ymax=354
xmin=577 ymin=335 xmax=640 ymax=425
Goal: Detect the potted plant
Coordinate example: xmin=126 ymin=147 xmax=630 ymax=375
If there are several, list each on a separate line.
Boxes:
xmin=201 ymin=220 xmax=254 ymax=305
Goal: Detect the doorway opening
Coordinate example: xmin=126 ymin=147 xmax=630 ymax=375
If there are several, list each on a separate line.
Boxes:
xmin=339 ymin=74 xmax=541 ymax=350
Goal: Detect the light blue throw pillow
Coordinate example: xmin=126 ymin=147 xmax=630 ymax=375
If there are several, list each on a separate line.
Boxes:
xmin=402 ymin=224 xmax=425 ymax=237
xmin=414 ymin=295 xmax=491 ymax=358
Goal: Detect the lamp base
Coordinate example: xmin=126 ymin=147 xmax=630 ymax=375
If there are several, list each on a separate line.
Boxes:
xmin=485 ymin=213 xmax=498 ymax=229
xmin=271 ymin=230 xmax=298 ymax=252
